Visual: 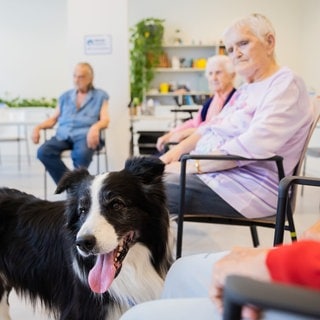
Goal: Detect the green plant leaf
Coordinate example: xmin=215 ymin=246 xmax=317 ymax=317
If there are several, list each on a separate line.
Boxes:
xmin=129 ymin=17 xmax=165 ymax=105
xmin=0 ymin=97 xmax=57 ymax=108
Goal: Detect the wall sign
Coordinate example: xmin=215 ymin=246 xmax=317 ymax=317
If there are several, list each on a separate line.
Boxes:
xmin=84 ymin=34 xmax=112 ymax=55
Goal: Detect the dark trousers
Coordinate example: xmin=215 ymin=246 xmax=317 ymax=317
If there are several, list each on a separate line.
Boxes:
xmin=164 ymin=172 xmax=243 ymax=217
xmin=37 ymin=136 xmax=95 ymax=185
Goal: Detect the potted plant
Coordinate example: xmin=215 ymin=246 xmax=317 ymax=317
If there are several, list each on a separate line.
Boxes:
xmin=0 ymin=96 xmax=57 ymax=108
xmin=129 ymin=17 xmax=165 ymax=106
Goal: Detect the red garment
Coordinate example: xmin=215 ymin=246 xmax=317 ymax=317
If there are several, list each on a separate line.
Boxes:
xmin=266 ymin=240 xmax=320 ymax=290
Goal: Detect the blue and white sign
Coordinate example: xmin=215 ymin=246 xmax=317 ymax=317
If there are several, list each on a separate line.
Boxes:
xmin=84 ymin=34 xmax=112 ymax=55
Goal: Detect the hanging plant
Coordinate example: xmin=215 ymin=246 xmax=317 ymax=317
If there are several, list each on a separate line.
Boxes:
xmin=129 ymin=17 xmax=165 ymax=105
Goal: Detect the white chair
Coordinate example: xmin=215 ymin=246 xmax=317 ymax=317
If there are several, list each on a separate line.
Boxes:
xmin=43 ymin=128 xmax=108 ymax=199
xmin=0 ymin=108 xmax=31 ymax=170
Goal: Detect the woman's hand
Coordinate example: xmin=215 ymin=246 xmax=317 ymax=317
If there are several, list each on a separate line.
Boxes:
xmin=209 ymin=247 xmax=271 ymax=319
xmin=160 ymin=144 xmax=184 ymax=164
xmin=160 ymin=132 xmax=201 ymax=165
xmin=156 ymin=133 xmax=170 ymax=151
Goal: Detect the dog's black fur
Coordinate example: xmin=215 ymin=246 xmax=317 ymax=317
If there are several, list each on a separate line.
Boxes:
xmin=0 ymin=157 xmax=172 ymax=320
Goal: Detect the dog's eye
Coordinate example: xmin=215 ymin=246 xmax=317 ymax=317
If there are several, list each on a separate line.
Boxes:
xmin=78 ymin=206 xmax=87 ymax=216
xmin=78 ymin=195 xmax=90 ymax=217
xmin=110 ymin=199 xmax=125 ymax=211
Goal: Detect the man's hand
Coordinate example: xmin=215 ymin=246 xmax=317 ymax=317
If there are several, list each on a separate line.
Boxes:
xmin=31 ymin=126 xmax=41 ymax=144
xmin=87 ymin=125 xmax=100 ymax=149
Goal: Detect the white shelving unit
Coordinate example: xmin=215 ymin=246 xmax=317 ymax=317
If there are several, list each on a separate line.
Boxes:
xmin=131 ymin=43 xmax=222 ymax=156
xmin=147 ymin=44 xmax=220 ymax=105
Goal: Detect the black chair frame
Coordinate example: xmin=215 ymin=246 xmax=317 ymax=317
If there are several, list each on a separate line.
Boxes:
xmin=223 ymin=176 xmax=320 ymax=320
xmin=223 ymin=275 xmax=320 ymax=320
xmin=223 ymin=176 xmax=320 ymax=319
xmin=274 ymin=175 xmax=320 ymax=241
xmin=176 ymin=154 xmax=297 ymax=259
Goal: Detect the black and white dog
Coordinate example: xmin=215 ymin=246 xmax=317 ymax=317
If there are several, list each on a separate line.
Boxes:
xmin=0 ymin=156 xmax=173 ymax=320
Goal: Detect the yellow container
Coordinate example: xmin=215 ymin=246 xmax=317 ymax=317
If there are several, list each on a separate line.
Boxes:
xmin=195 ymin=58 xmax=207 ymax=69
xmin=160 ymin=83 xmax=169 ymax=93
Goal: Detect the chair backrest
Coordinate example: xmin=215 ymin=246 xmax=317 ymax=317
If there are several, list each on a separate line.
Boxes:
xmin=290 ymin=97 xmax=320 ymax=208
xmin=295 ymin=98 xmax=320 ymax=176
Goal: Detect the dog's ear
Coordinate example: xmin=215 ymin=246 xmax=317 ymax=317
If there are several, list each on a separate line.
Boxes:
xmin=124 ymin=156 xmax=165 ymax=183
xmin=55 ymin=168 xmax=91 ymax=194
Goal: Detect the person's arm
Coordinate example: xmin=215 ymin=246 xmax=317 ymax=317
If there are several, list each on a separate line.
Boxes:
xmin=220 ymin=73 xmax=312 ymax=161
xmin=170 ymin=128 xmax=197 ymax=142
xmin=300 ymin=221 xmax=320 ymax=241
xmin=156 ymin=109 xmax=203 ymax=152
xmin=87 ymin=99 xmax=110 ymax=149
xmin=31 ymin=106 xmax=60 ymax=144
xmin=159 ymin=131 xmax=201 ymax=164
xmin=210 ymin=240 xmax=320 ymax=319
xmin=164 ymin=149 xmax=238 ymax=174
xmin=156 ymin=132 xmax=172 ymax=152
xmin=266 ymin=240 xmax=320 ymax=290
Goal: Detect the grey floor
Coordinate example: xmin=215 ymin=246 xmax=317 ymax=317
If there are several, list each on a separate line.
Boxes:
xmin=0 ymin=154 xmax=319 ymax=319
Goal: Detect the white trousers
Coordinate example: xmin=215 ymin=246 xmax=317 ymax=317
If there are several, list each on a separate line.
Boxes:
xmin=120 ymin=252 xmax=308 ymax=320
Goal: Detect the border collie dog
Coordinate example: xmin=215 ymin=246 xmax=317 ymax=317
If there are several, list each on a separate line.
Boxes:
xmin=0 ymin=157 xmax=172 ymax=320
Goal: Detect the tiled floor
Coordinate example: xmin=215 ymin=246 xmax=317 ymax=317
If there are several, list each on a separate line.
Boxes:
xmin=0 ymin=155 xmax=319 ymax=319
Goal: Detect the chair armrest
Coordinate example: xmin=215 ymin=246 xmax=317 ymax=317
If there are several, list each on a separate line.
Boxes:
xmin=179 ymin=153 xmax=285 ymax=181
xmin=223 ymin=275 xmax=320 ymax=320
xmin=180 ymin=153 xmax=284 ymax=161
xmin=278 ymin=176 xmax=320 ymax=199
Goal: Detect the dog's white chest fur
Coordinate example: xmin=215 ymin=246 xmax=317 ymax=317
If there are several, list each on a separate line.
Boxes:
xmin=107 ymin=244 xmax=164 ymax=319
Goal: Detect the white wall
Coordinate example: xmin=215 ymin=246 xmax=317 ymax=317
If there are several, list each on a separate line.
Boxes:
xmin=0 ymin=0 xmax=69 ymax=99
xmin=0 ymin=0 xmax=319 ymax=172
xmin=2 ymin=0 xmax=316 ymax=100
xmin=0 ymin=0 xmax=130 ymax=170
xmin=128 ymin=0 xmax=320 ymax=93
xmin=300 ymin=0 xmax=320 ymax=94
xmin=67 ymin=0 xmax=130 ymax=170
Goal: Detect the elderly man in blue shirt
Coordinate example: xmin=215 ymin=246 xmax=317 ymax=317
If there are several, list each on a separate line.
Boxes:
xmin=32 ymin=62 xmax=110 ymax=185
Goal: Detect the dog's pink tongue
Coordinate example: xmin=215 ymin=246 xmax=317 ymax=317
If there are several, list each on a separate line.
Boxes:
xmin=88 ymin=253 xmax=115 ymax=293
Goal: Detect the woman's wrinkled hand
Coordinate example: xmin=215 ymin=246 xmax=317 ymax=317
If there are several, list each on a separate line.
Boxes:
xmin=209 ymin=246 xmax=271 ymax=319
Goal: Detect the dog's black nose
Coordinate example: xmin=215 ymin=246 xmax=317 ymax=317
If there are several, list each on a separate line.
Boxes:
xmin=76 ymin=235 xmax=96 ymax=253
